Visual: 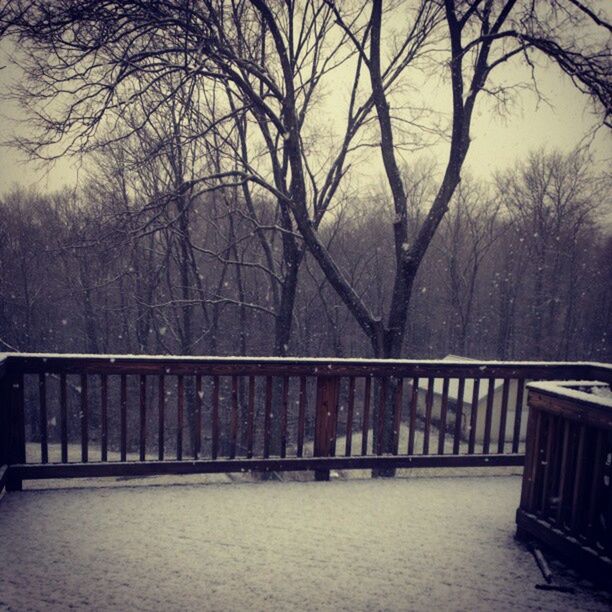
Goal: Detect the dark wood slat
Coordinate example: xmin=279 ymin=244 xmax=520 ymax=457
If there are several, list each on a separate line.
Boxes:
xmin=361 ymin=377 xmax=371 ymax=456
xmin=60 ymin=373 xmax=67 ymax=463
xmin=586 ymin=430 xmax=604 ymax=542
xmin=497 ymin=378 xmax=510 ymax=454
xmin=280 ymin=376 xmax=289 ymax=458
xmin=100 ymin=374 xmax=108 ymax=462
xmin=512 ymin=379 xmax=525 ymax=453
xmin=331 ymin=379 xmax=341 ymax=459
xmin=247 ymin=375 xmax=255 ymax=459
xmin=158 ymin=375 xmax=165 ymax=460
xmin=212 ymin=375 xmax=220 ymax=460
xmin=408 ymin=377 xmax=418 ymax=455
xmin=264 ymin=376 xmax=272 ymax=459
xmin=80 ymin=374 xmax=88 ymax=463
xmin=8 ymin=372 xmax=25 ymax=488
xmin=120 ymin=374 xmax=127 ymax=462
xmin=423 ymin=377 xmax=434 ymax=455
xmin=468 ymin=378 xmax=480 ymax=454
xmin=176 ymin=375 xmax=184 ymax=461
xmin=453 ymin=378 xmax=465 ymax=455
xmin=14 ymin=453 xmax=525 ymax=481
xmin=392 ymin=378 xmax=403 ymax=455
xmin=195 ymin=374 xmax=202 ymax=459
xmin=297 ymin=375 xmax=306 ymax=458
xmin=540 ymin=414 xmax=556 ymax=514
xmin=438 ymin=378 xmax=450 ymax=455
xmin=230 ymin=375 xmax=239 ymax=459
xmin=345 ymin=376 xmax=355 ymax=457
xmin=526 ymin=410 xmax=543 ymax=513
xmin=482 ymin=378 xmax=495 ymax=454
xmin=39 ymin=373 xmax=48 ymax=464
xmin=139 ymin=374 xmax=146 ymax=461
xmin=281 ymin=376 xmax=289 ymax=457
xmin=570 ymin=424 xmax=586 ymax=530
xmin=375 ymin=377 xmax=388 ymax=456
xmin=519 ymin=402 xmax=538 ymax=510
xmin=555 ymin=419 xmax=571 ymax=525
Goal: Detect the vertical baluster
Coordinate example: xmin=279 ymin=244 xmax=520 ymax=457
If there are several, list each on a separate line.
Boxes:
xmin=230 ymin=375 xmax=239 ymax=459
xmin=483 ymin=378 xmax=495 ymax=454
xmin=195 ymin=374 xmax=202 ymax=459
xmin=176 ymin=375 xmax=184 ymax=460
xmin=6 ymin=371 xmax=24 ymax=490
xmin=540 ymin=415 xmax=556 ymax=515
xmin=120 ymin=374 xmax=127 ymax=462
xmin=100 ymin=374 xmax=108 ymax=462
xmin=586 ymin=430 xmax=604 ymax=543
xmin=212 ymin=375 xmax=220 ymax=460
xmin=297 ymin=376 xmax=306 ymax=458
xmin=512 ymin=379 xmax=525 ymax=453
xmin=526 ymin=409 xmax=543 ymax=513
xmin=452 ymin=378 xmax=465 ymax=455
xmin=39 ymin=373 xmax=48 ymax=464
xmin=392 ymin=378 xmax=403 ymax=455
xmin=345 ymin=376 xmax=355 ymax=457
xmin=361 ymin=377 xmax=371 ymax=456
xmin=80 ymin=374 xmax=88 ymax=463
xmin=408 ymin=377 xmax=418 ymax=455
xmin=519 ymin=401 xmax=537 ymax=511
xmin=158 ymin=375 xmax=165 ymax=460
xmin=423 ymin=377 xmax=434 ymax=455
xmin=497 ymin=378 xmax=510 ymax=454
xmin=570 ymin=424 xmax=586 ymax=531
xmin=376 ymin=378 xmax=388 ymax=456
xmin=468 ymin=378 xmax=480 ymax=454
xmin=280 ymin=376 xmax=289 ymax=458
xmin=247 ymin=375 xmax=255 ymax=459
xmin=555 ymin=420 xmax=571 ymax=525
xmin=438 ymin=378 xmax=450 ymax=455
xmin=60 ymin=373 xmax=68 ymax=463
xmin=139 ymin=374 xmax=146 ymax=461
xmin=264 ymin=376 xmax=272 ymax=459
xmin=314 ymin=376 xmax=339 ymax=479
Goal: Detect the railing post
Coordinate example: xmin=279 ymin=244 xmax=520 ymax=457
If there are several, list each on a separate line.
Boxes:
xmin=4 ymin=363 xmax=25 ymax=491
xmin=314 ymin=376 xmax=339 ymax=481
xmin=0 ymin=366 xmax=9 ymax=470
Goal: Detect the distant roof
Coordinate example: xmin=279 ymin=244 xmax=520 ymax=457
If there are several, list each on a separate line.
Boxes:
xmin=418 ymin=355 xmax=505 ymax=402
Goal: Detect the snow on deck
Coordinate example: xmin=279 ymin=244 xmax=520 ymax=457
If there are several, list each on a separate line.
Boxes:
xmin=0 ymin=476 xmax=609 ymax=611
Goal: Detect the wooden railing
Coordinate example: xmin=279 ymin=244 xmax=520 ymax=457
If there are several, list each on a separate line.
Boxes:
xmin=516 ymin=380 xmax=612 ymax=582
xmin=0 ymin=353 xmax=610 ymax=490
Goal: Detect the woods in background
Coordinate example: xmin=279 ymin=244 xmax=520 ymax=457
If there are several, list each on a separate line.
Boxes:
xmin=1 ymin=147 xmax=609 ymax=361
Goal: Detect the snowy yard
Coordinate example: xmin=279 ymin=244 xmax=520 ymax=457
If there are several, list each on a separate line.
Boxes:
xmin=1 ymin=475 xmax=609 ymax=611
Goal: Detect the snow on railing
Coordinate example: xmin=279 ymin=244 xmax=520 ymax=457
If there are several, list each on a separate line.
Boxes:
xmin=0 ymin=353 xmax=610 ymax=490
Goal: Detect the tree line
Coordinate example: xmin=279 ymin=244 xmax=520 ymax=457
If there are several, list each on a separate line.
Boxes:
xmin=1 ymin=147 xmax=609 ymax=362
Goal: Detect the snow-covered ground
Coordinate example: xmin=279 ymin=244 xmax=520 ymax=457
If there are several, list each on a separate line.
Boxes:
xmin=1 ymin=476 xmax=609 ymax=611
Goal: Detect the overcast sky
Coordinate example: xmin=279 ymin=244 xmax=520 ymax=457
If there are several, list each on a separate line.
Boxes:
xmin=0 ymin=22 xmax=610 ymax=202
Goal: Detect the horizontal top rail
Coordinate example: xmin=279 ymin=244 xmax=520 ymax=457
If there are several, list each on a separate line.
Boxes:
xmin=527 ymin=380 xmax=612 ymax=429
xmin=1 ymin=353 xmax=611 ymax=380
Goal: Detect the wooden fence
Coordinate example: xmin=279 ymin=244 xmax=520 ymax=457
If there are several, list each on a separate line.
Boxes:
xmin=516 ymin=380 xmax=612 ymax=582
xmin=0 ymin=353 xmax=610 ymax=490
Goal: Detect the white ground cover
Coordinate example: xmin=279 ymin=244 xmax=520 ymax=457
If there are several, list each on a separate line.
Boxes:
xmin=0 ymin=476 xmax=609 ymax=611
